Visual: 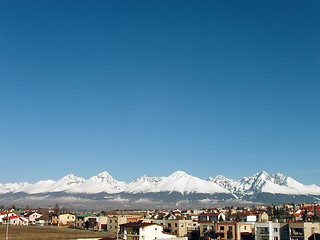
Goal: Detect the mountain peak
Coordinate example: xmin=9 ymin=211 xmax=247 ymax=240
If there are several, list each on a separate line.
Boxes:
xmin=254 ymin=171 xmax=269 ymax=177
xmin=96 ymin=171 xmax=112 ymax=178
xmin=1 ymin=170 xmax=320 ymax=197
xmin=213 ymin=175 xmax=227 ymax=181
xmin=61 ymin=174 xmax=82 ymax=180
xmin=169 ymin=170 xmax=189 ymax=177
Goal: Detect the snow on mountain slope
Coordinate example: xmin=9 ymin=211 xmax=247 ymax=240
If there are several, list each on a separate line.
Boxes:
xmin=250 ymin=172 xmax=320 ymax=195
xmin=125 ymin=175 xmax=165 ymax=193
xmin=212 ymin=171 xmax=320 ymax=195
xmin=21 ymin=180 xmax=57 ymax=194
xmin=67 ymin=171 xmax=127 ymax=194
xmin=1 ymin=170 xmax=320 ymax=196
xmin=209 ymin=175 xmax=241 ymax=194
xmin=126 ymin=171 xmax=230 ymax=194
xmin=0 ymin=182 xmax=31 ymax=194
xmin=21 ymin=174 xmax=85 ymax=194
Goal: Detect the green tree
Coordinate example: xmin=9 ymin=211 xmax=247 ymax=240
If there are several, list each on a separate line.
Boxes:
xmin=204 ymin=230 xmax=218 ymax=239
xmin=236 ymin=213 xmax=240 ymax=222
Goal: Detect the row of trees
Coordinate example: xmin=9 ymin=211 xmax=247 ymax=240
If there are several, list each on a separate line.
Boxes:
xmin=0 ymin=203 xmax=69 ymax=213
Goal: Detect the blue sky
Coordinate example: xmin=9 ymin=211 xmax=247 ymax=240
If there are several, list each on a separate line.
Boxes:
xmin=0 ymin=0 xmax=319 ymax=185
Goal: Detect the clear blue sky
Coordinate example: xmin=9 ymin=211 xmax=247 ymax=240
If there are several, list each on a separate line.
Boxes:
xmin=0 ymin=0 xmax=319 ymax=185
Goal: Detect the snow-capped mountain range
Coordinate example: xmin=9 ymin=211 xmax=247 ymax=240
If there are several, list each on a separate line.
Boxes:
xmin=1 ymin=171 xmax=320 ymax=197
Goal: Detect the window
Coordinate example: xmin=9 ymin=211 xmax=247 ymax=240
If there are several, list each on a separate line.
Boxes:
xmin=229 ymin=227 xmax=232 ymax=231
xmin=110 ymin=220 xmax=112 ymax=223
xmin=274 ymin=237 xmax=278 ymax=240
xmin=175 ymin=223 xmax=177 ymax=227
xmin=221 ymin=226 xmax=224 ymax=231
xmin=274 ymin=228 xmax=278 ymax=232
xmin=181 ymin=224 xmax=184 ymax=227
xmin=244 ymin=226 xmax=246 ymax=230
xmin=155 ymin=228 xmax=157 ymax=231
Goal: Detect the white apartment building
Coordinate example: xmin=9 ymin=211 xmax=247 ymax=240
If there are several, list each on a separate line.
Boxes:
xmin=255 ymin=222 xmax=289 ymax=240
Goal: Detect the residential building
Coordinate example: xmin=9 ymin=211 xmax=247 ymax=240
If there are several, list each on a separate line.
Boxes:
xmin=255 ymin=221 xmax=289 ymax=240
xmin=256 ymin=212 xmax=269 ymax=222
xmin=3 ymin=216 xmax=29 ymax=226
xmin=165 ymin=219 xmax=194 ymax=236
xmin=52 ymin=213 xmax=76 ymax=227
xmin=0 ymin=211 xmax=17 ymax=224
xmin=198 ymin=212 xmax=225 ymax=222
xmin=199 ymin=221 xmax=215 ymax=236
xmin=106 ymin=212 xmax=146 ymax=233
xmin=289 ymin=222 xmax=320 ymax=240
xmin=76 ymin=213 xmax=92 ymax=229
xmin=300 ymin=205 xmax=320 ymax=215
xmin=121 ymin=221 xmax=183 ymax=240
xmin=25 ymin=212 xmax=43 ymax=225
xmin=204 ymin=222 xmax=253 ymax=240
xmin=230 ymin=212 xmax=257 ymax=222
xmin=97 ymin=215 xmax=108 ymax=231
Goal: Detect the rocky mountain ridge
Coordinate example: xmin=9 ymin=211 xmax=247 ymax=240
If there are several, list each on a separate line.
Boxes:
xmin=1 ymin=170 xmax=320 ymax=197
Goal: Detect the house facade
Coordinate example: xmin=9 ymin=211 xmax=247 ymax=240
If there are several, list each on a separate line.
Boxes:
xmin=255 ymin=221 xmax=289 ymax=240
xmin=52 ymin=213 xmax=76 ymax=227
xmin=3 ymin=216 xmax=29 ymax=226
xmin=25 ymin=212 xmax=43 ymax=225
xmin=215 ymin=222 xmax=253 ymax=240
xmin=121 ymin=222 xmax=181 ymax=240
xmin=198 ymin=212 xmax=225 ymax=222
xmin=289 ymin=222 xmax=320 ymax=240
xmin=165 ymin=219 xmax=194 ymax=236
xmin=0 ymin=211 xmax=17 ymax=224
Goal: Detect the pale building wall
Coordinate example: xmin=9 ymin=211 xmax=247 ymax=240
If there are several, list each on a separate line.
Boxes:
xmin=58 ymin=213 xmax=75 ymax=227
xmin=29 ymin=212 xmax=43 ymax=223
xmin=247 ymin=215 xmax=257 ymax=222
xmin=166 ymin=219 xmax=193 ymax=236
xmin=199 ymin=221 xmax=215 ymax=236
xmin=255 ymin=222 xmax=283 ymax=240
xmin=139 ymin=225 xmax=164 ymax=240
xmin=109 ymin=216 xmax=127 ymax=232
xmin=0 ymin=212 xmax=16 ymax=224
xmin=98 ymin=216 xmax=108 ymax=231
xmin=289 ymin=222 xmax=320 ymax=240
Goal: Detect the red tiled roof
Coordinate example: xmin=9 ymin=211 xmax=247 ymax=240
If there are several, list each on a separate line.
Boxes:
xmin=230 ymin=212 xmax=254 ymax=217
xmin=289 ymin=213 xmax=302 ymax=217
xmin=3 ymin=216 xmax=20 ymax=220
xmin=120 ymin=222 xmax=161 ymax=228
xmin=199 ymin=212 xmax=220 ymax=216
xmin=0 ymin=211 xmax=16 ymax=215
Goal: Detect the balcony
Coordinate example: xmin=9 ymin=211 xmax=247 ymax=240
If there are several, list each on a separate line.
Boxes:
xmin=291 ymin=232 xmax=304 ymax=236
xmin=257 ymin=231 xmax=270 ymax=236
xmin=290 ymin=228 xmax=303 ymax=236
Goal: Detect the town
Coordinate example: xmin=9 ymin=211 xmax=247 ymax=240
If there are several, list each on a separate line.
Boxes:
xmin=1 ymin=202 xmax=320 ymax=240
